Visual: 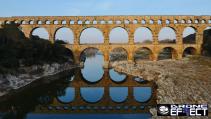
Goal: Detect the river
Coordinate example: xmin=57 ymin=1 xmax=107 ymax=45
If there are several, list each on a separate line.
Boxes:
xmin=0 ymin=51 xmax=156 ymax=119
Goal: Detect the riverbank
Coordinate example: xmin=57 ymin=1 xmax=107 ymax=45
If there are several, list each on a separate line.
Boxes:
xmin=0 ymin=62 xmax=79 ymax=102
xmin=112 ymin=56 xmax=211 ymax=118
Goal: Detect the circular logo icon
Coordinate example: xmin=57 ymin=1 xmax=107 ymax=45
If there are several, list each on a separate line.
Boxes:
xmin=158 ymin=106 xmax=169 ymax=115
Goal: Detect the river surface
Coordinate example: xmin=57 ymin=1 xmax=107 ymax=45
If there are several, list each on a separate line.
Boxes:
xmin=0 ymin=53 xmax=156 ymax=119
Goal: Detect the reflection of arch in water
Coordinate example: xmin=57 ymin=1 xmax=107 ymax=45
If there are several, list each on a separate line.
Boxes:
xmin=133 ymin=87 xmax=152 ymax=103
xmin=80 ymin=47 xmax=104 ymax=83
xmin=79 ymin=69 xmax=104 ymax=84
xmin=57 ymin=87 xmax=75 ymax=104
xmin=109 ymin=87 xmax=128 ymax=103
xmin=80 ymin=87 xmax=104 ymax=103
xmin=109 ymin=69 xmax=127 ymax=83
xmin=183 ymin=47 xmax=197 ymax=57
xmin=158 ymin=47 xmax=178 ymax=60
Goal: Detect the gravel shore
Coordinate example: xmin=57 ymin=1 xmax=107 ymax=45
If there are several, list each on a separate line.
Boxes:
xmin=112 ymin=56 xmax=211 ymax=118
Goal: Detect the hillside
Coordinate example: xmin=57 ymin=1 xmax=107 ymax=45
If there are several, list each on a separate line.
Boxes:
xmin=203 ymin=29 xmax=211 ymax=56
xmin=180 ymin=29 xmax=211 ymax=56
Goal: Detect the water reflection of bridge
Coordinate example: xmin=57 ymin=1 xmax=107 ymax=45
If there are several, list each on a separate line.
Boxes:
xmin=34 ymin=69 xmax=157 ymax=113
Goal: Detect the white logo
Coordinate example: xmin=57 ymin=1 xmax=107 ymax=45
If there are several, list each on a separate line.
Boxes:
xmin=159 ymin=106 xmax=169 ymax=115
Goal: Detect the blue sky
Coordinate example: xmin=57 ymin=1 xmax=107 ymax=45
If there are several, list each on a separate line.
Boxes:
xmin=1 ymin=0 xmax=211 ymax=16
xmin=2 ymin=0 xmax=210 ymax=43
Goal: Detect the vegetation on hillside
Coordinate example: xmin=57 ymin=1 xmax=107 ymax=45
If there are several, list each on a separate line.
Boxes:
xmin=183 ymin=33 xmax=196 ymax=44
xmin=203 ymin=29 xmax=211 ymax=56
xmin=0 ymin=22 xmax=73 ymax=74
xmin=181 ymin=29 xmax=211 ymax=56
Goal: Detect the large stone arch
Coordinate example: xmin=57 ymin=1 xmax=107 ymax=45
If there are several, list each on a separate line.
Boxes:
xmin=183 ymin=47 xmax=197 ymax=57
xmin=30 ymin=27 xmax=49 ymax=40
xmin=109 ymin=47 xmax=128 ymax=61
xmin=158 ymin=47 xmax=178 ymax=60
xmin=158 ymin=27 xmax=177 ymax=44
xmin=79 ymin=47 xmax=104 ymax=62
xmin=134 ymin=27 xmax=153 ymax=44
xmin=109 ymin=26 xmax=129 ymax=44
xmin=54 ymin=27 xmax=74 ymax=44
xmin=183 ymin=26 xmax=197 ymax=44
xmin=133 ymin=47 xmax=154 ymax=61
xmin=79 ymin=27 xmax=104 ymax=44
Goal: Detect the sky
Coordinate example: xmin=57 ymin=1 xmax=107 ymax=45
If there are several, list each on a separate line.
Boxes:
xmin=1 ymin=0 xmax=210 ymax=43
xmin=1 ymin=0 xmax=211 ymax=16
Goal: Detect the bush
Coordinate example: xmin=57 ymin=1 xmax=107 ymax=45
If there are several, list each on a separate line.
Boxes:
xmin=55 ymin=40 xmax=67 ymax=44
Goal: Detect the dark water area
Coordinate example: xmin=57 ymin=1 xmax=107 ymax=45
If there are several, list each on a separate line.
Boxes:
xmin=0 ymin=52 xmax=156 ymax=119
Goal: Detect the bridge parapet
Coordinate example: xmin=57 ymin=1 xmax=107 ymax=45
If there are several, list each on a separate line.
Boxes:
xmin=0 ymin=15 xmax=211 ymax=25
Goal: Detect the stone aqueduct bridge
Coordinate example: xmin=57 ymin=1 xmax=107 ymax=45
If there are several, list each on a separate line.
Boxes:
xmin=0 ymin=15 xmax=211 ymax=67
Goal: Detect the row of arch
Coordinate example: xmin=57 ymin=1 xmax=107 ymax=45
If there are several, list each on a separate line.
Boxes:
xmin=57 ymin=87 xmax=152 ymax=104
xmin=79 ymin=46 xmax=197 ymax=62
xmin=3 ymin=18 xmax=211 ymax=25
xmin=31 ymin=26 xmax=201 ymax=44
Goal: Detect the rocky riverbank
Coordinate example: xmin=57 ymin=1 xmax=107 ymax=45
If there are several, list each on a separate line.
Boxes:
xmin=112 ymin=56 xmax=211 ymax=118
xmin=0 ymin=62 xmax=79 ymax=100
